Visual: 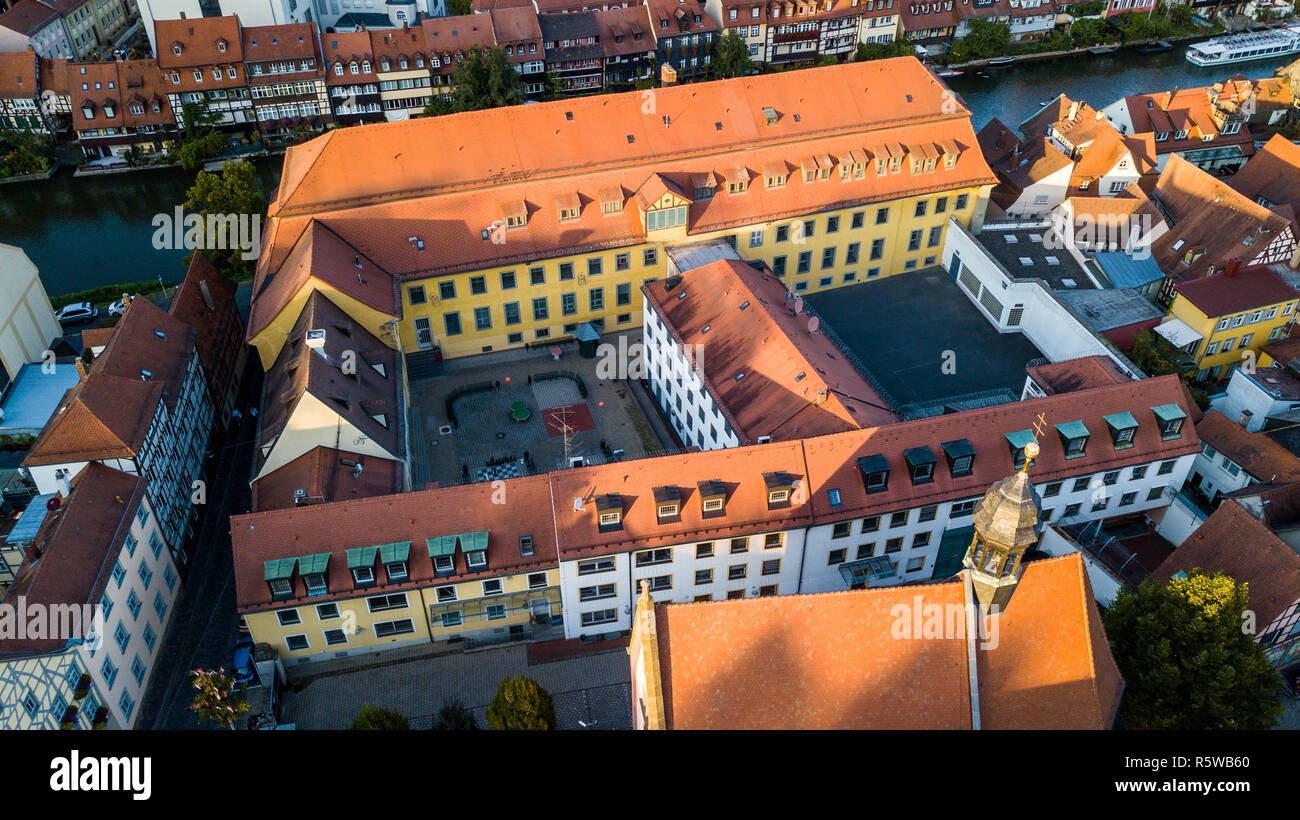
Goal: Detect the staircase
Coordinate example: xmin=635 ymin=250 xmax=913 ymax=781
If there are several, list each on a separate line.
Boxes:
xmin=405 ymin=348 xmax=445 ymax=382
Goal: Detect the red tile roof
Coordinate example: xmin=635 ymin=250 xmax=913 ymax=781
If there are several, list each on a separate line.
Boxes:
xmin=1229 ymin=134 xmax=1300 ymax=216
xmin=167 ymin=251 xmax=243 ymax=402
xmin=1173 ymin=266 xmax=1297 ymax=319
xmin=653 ymin=552 xmax=1121 ymax=729
xmin=0 ymin=47 xmax=37 ymax=98
xmin=490 ymin=5 xmax=543 ymax=47
xmin=593 ymin=5 xmax=654 ymax=58
xmin=0 ymin=0 xmax=59 ymax=37
xmin=0 ymin=464 xmax=144 ymax=658
xmin=252 ymin=445 xmax=403 ymax=512
xmin=321 ymin=30 xmax=375 ymax=86
xmin=1196 ymin=409 xmax=1300 ymax=484
xmin=643 ymin=259 xmax=897 ymax=443
xmin=1027 ymin=355 xmax=1133 ymax=396
xmin=1153 ymin=498 xmax=1300 ymax=629
xmin=155 ymin=15 xmax=244 ymax=68
xmin=231 ymin=473 xmax=557 ymax=611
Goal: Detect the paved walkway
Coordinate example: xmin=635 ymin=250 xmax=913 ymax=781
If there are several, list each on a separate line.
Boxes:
xmin=282 ymin=644 xmax=632 ymax=730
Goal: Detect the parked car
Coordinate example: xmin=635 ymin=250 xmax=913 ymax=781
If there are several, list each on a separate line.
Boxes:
xmin=232 ymin=635 xmax=256 ymax=686
xmin=107 ymin=296 xmax=137 ymax=318
xmin=55 ymin=302 xmax=97 ymax=324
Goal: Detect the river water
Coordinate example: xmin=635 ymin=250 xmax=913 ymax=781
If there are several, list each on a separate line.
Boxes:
xmin=0 ymin=44 xmax=1283 ymax=297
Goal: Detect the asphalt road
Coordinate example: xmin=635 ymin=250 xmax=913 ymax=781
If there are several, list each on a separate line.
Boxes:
xmin=136 ymin=360 xmax=262 ymax=730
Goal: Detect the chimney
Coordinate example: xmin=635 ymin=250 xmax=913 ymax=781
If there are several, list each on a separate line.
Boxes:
xmin=56 ymin=473 xmax=72 ymax=499
xmin=1068 ymin=100 xmax=1079 ymax=121
xmin=1226 ymin=257 xmax=1242 ymax=277
xmin=199 ymin=279 xmax=215 ymax=311
xmin=75 ymin=358 xmax=88 ymax=380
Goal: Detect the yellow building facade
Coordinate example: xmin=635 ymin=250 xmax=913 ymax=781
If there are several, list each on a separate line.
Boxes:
xmin=396 ymin=185 xmax=987 ymax=360
xmin=1167 ymin=284 xmax=1298 ymax=382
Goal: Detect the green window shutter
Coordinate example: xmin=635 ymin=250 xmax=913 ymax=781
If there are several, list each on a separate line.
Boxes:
xmin=263 ymin=558 xmax=297 ymax=581
xmin=346 ymin=546 xmax=379 ymax=569
xmin=379 ymin=542 xmax=411 ymax=564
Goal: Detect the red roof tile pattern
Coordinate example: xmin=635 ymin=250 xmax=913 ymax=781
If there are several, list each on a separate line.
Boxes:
xmin=643 ymin=258 xmax=897 ymax=442
xmin=1228 ymin=134 xmax=1300 ymax=217
xmin=0 ymin=48 xmax=37 ymax=98
xmin=252 ymin=445 xmax=403 ymax=512
xmin=231 ymin=473 xmax=557 ymax=611
xmin=167 ymin=251 xmax=244 ymax=405
xmin=1027 ymin=355 xmax=1133 ymax=396
xmin=1196 ymin=409 xmax=1300 ymax=484
xmin=0 ymin=464 xmax=144 ymax=658
xmin=1154 ymin=498 xmax=1300 ymax=629
xmin=1173 ymin=266 xmax=1297 ymax=319
xmin=155 ymin=16 xmax=244 ymax=68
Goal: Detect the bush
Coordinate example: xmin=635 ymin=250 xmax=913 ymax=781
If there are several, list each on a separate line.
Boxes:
xmin=485 ymin=677 xmax=556 ymax=730
xmin=351 ymin=705 xmax=410 ymax=730
xmin=433 ymin=699 xmax=479 ymax=730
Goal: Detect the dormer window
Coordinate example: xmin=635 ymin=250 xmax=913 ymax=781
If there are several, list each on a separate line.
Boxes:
xmin=596 ymin=494 xmax=623 ymax=531
xmin=1055 ymin=421 xmax=1090 ymax=459
xmin=903 ymin=446 xmax=936 ymax=485
xmin=654 ymin=486 xmax=682 ymax=522
xmin=763 ymin=472 xmax=795 ymax=508
xmin=427 ymin=536 xmax=457 ymax=576
xmin=1005 ymin=430 xmax=1037 ymax=469
xmin=698 ymin=479 xmax=726 ymax=517
xmin=352 ymin=565 xmax=375 ymax=586
xmin=172 ymin=43 xmax=182 ymax=56
xmin=1152 ymin=403 xmax=1187 ymax=440
xmin=217 ymin=39 xmax=227 ymax=53
xmin=519 ymin=534 xmax=534 ymax=557
xmin=299 ymin=554 xmax=330 ymax=596
xmin=460 ymin=530 xmax=489 ymax=570
xmin=264 ymin=558 xmax=297 ymax=600
xmin=857 ymin=454 xmax=889 ymax=494
xmin=941 ymin=439 xmax=975 ymax=477
xmin=386 ymin=561 xmax=408 ymax=582
xmin=1104 ymin=412 xmax=1139 ymax=450
xmin=501 ymin=200 xmax=528 ymax=229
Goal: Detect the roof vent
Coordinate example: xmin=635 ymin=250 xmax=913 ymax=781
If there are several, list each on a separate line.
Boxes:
xmin=734 ymin=372 xmax=745 ymax=382
xmin=762 ymin=106 xmax=778 ymax=125
xmin=140 ymin=369 xmax=154 ymax=380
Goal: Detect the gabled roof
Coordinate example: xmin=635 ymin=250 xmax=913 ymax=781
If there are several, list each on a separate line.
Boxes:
xmin=1228 ymin=134 xmax=1300 ymax=215
xmin=251 ymin=445 xmax=402 ymax=512
xmin=418 ymin=14 xmax=492 ymax=56
xmin=594 ymin=5 xmax=654 ymax=57
xmin=652 ymin=552 xmax=1122 ymax=729
xmin=255 ymin=290 xmax=401 ymax=478
xmin=489 ymin=6 xmax=543 ymax=45
xmin=167 ymin=251 xmax=242 ymax=387
xmin=642 ymin=258 xmax=897 ymax=444
xmin=0 ymin=48 xmax=37 ymax=98
xmin=1153 ymin=498 xmax=1300 ymax=629
xmin=155 ymin=15 xmax=244 ymax=68
xmin=0 ymin=0 xmax=60 ymax=37
xmin=1173 ymin=267 xmax=1297 ymax=319
xmin=1196 ymin=409 xmax=1300 ymax=485
xmin=232 ymin=473 xmax=557 ymax=611
xmin=0 ymin=464 xmax=144 ymax=658
xmin=242 ymin=23 xmax=319 ymax=64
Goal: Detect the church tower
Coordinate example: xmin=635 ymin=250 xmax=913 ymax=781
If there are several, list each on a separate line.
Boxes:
xmin=963 ymin=441 xmax=1044 ymax=614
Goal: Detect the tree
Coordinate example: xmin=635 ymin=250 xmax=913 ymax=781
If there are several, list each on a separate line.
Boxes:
xmin=0 ymin=129 xmax=53 ymax=178
xmin=183 ymin=159 xmax=268 ymax=280
xmin=964 ymin=19 xmax=1012 ymax=58
xmin=1104 ymin=571 xmax=1285 ymax=730
xmin=1069 ymin=17 xmax=1112 ymax=47
xmin=855 ymin=38 xmax=913 ymax=62
xmin=178 ymin=130 xmax=225 ymax=171
xmin=351 ymin=705 xmax=411 ymax=730
xmin=433 ymin=699 xmax=479 ymax=730
xmin=714 ymin=31 xmax=755 ymax=79
xmin=447 ymin=0 xmax=473 ymax=14
xmin=449 ymin=46 xmax=527 ymax=113
xmin=539 ymin=70 xmax=565 ymax=102
xmin=189 ymin=668 xmax=251 ymax=729
xmin=485 ymin=677 xmax=556 ymax=730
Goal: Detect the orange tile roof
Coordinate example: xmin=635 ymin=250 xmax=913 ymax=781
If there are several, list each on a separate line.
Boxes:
xmin=1122 ymin=85 xmax=1255 ymax=156
xmin=653 ymin=552 xmax=1121 ymax=729
xmin=0 ymin=464 xmax=144 ymax=658
xmin=231 ymin=473 xmax=559 ymax=611
xmin=1174 ymin=266 xmax=1296 ymax=318
xmin=0 ymin=48 xmax=37 ymax=98
xmin=1196 ymin=410 xmax=1300 ymax=485
xmin=252 ymin=445 xmax=403 ymax=512
xmin=418 ymin=14 xmax=493 ymax=58
xmin=241 ymin=23 xmax=319 ymax=64
xmin=155 ymin=15 xmax=244 ymax=68
xmin=643 ymin=259 xmax=897 ymax=443
xmin=321 ymin=30 xmax=376 ymax=85
xmin=1153 ymin=497 xmax=1300 ymax=629
xmin=1229 ymin=134 xmax=1300 ymax=216
xmin=250 ymin=59 xmax=994 ymax=343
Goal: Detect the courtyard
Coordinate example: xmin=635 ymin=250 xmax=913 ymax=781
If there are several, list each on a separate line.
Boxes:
xmin=805 ymin=267 xmax=1045 ymax=413
xmin=405 ymin=330 xmax=672 ymax=489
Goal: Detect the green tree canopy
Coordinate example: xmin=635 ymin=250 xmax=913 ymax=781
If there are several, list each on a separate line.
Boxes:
xmin=0 ymin=129 xmax=53 ymax=178
xmin=1069 ymin=17 xmax=1112 ymax=47
xmin=855 ymin=38 xmax=913 ymax=62
xmin=183 ymin=159 xmax=268 ymax=280
xmin=351 ymin=705 xmax=411 ymax=730
xmin=964 ymin=19 xmax=1012 ymax=58
xmin=1104 ymin=570 xmax=1284 ymax=730
xmin=436 ymin=45 xmax=527 ymax=115
xmin=189 ymin=668 xmax=251 ymax=729
xmin=714 ymin=31 xmax=756 ymax=79
xmin=433 ymin=699 xmax=479 ymax=730
xmin=447 ymin=0 xmax=473 ymax=14
xmin=485 ymin=676 xmax=556 ymax=730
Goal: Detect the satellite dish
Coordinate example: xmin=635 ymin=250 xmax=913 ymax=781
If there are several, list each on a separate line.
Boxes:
xmin=46 ymin=496 xmax=62 ymax=512
xmin=807 ymin=316 xmax=820 ymax=334
xmin=793 ymin=297 xmax=804 ymax=314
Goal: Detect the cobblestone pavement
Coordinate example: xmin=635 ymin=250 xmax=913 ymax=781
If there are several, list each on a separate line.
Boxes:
xmin=282 ymin=644 xmax=632 ymax=730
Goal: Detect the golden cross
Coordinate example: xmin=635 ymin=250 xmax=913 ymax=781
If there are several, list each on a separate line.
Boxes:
xmin=1031 ymin=412 xmax=1047 ymax=441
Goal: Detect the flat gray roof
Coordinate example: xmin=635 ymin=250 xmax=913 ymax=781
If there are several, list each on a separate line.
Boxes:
xmin=977 ymin=226 xmax=1098 ymax=291
xmin=1057 ymin=287 xmax=1164 ymax=332
xmin=804 ymin=268 xmax=1045 ymax=411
